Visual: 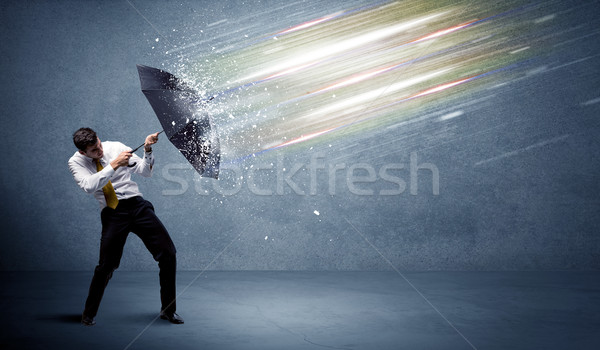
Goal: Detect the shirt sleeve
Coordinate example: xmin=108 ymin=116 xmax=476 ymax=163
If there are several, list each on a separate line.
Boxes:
xmin=131 ymin=150 xmax=154 ymax=177
xmin=68 ymin=157 xmax=116 ymax=193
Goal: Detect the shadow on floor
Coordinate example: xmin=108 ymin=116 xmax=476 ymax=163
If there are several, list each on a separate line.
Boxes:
xmin=36 ymin=314 xmax=81 ymax=324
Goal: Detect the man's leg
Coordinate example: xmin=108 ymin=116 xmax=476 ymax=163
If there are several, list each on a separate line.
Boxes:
xmin=130 ymin=199 xmax=178 ymax=317
xmin=83 ymin=208 xmax=130 ymax=322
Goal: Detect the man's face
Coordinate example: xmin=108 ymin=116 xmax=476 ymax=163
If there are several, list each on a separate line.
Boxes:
xmin=79 ymin=137 xmax=104 ymax=160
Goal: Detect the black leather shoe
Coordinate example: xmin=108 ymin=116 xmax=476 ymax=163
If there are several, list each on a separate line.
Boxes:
xmin=81 ymin=314 xmax=96 ymax=326
xmin=160 ymin=311 xmax=184 ymax=324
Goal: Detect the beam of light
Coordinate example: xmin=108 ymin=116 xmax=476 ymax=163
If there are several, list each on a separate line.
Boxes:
xmin=308 ymin=19 xmax=480 ymax=95
xmin=270 ymin=127 xmax=338 ymax=149
xmin=372 ymin=61 xmax=530 ymax=112
xmin=236 ymin=12 xmax=444 ymax=83
xmin=276 ymin=11 xmax=343 ymax=35
xmin=263 ymin=68 xmax=506 ymax=153
xmin=408 ymin=20 xmax=478 ymax=44
xmin=243 ymin=3 xmax=532 ymax=88
xmin=188 ymin=0 xmax=543 ymax=159
xmin=407 ymin=77 xmax=474 ymax=99
xmin=273 ymin=38 xmax=482 ymax=108
xmin=221 ymin=16 xmax=476 ymax=99
xmin=309 ymin=64 xmax=399 ymax=95
xmin=263 ymin=62 xmax=318 ymax=81
xmin=249 ymin=1 xmax=391 ymax=45
xmin=212 ymin=61 xmax=323 ymax=99
xmin=300 ymin=68 xmax=451 ymax=121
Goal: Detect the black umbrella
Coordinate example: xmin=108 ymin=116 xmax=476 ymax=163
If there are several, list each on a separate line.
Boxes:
xmin=135 ymin=64 xmax=220 ymax=179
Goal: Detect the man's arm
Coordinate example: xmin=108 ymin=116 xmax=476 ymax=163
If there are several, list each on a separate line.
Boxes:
xmin=68 ymin=158 xmax=115 ymax=193
xmin=68 ymin=151 xmax=133 ymax=193
xmin=132 ymin=132 xmax=159 ymax=178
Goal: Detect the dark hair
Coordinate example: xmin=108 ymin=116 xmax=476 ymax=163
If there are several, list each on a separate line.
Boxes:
xmin=73 ymin=127 xmax=98 ymax=151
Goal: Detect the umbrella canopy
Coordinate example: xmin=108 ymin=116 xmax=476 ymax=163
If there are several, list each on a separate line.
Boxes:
xmin=137 ymin=64 xmax=220 ymax=179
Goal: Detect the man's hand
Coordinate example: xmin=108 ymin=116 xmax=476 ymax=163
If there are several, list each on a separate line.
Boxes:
xmin=110 ymin=150 xmax=133 ymax=170
xmin=144 ymin=132 xmax=159 ymax=152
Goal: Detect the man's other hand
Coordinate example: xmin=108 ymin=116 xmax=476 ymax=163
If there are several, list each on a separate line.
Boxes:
xmin=144 ymin=132 xmax=159 ymax=152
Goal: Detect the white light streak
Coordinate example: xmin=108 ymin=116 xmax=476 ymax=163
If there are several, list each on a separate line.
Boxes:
xmin=237 ymin=13 xmax=444 ymax=82
xmin=440 ymin=110 xmax=464 ymax=120
xmin=301 ymin=68 xmax=452 ymax=120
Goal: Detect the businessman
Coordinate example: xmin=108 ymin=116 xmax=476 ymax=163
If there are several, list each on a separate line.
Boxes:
xmin=68 ymin=127 xmax=183 ymax=326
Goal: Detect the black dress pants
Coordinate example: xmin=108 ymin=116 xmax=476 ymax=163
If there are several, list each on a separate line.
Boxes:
xmin=83 ymin=196 xmax=177 ymax=317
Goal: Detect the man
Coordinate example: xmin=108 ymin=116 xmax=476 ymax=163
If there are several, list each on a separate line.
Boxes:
xmin=68 ymin=127 xmax=183 ymax=326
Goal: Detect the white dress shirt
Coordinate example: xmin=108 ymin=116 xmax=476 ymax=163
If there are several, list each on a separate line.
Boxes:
xmin=68 ymin=141 xmax=154 ymax=208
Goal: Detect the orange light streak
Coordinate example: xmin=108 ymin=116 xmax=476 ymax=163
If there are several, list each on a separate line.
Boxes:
xmin=277 ymin=12 xmax=342 ymax=35
xmin=409 ymin=77 xmax=473 ymax=99
xmin=408 ymin=20 xmax=478 ymax=44
xmin=272 ymin=127 xmax=337 ymax=149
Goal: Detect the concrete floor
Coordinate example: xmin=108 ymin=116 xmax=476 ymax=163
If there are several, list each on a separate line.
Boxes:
xmin=0 ymin=271 xmax=598 ymax=350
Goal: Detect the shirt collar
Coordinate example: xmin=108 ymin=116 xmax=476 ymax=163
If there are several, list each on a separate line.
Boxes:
xmin=78 ymin=152 xmax=104 ymax=166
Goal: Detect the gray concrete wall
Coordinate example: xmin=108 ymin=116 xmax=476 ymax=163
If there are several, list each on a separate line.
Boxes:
xmin=1 ymin=0 xmax=598 ymax=271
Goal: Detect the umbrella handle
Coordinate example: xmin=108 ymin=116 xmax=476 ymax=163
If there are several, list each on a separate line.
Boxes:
xmin=127 ymin=130 xmax=165 ymax=167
